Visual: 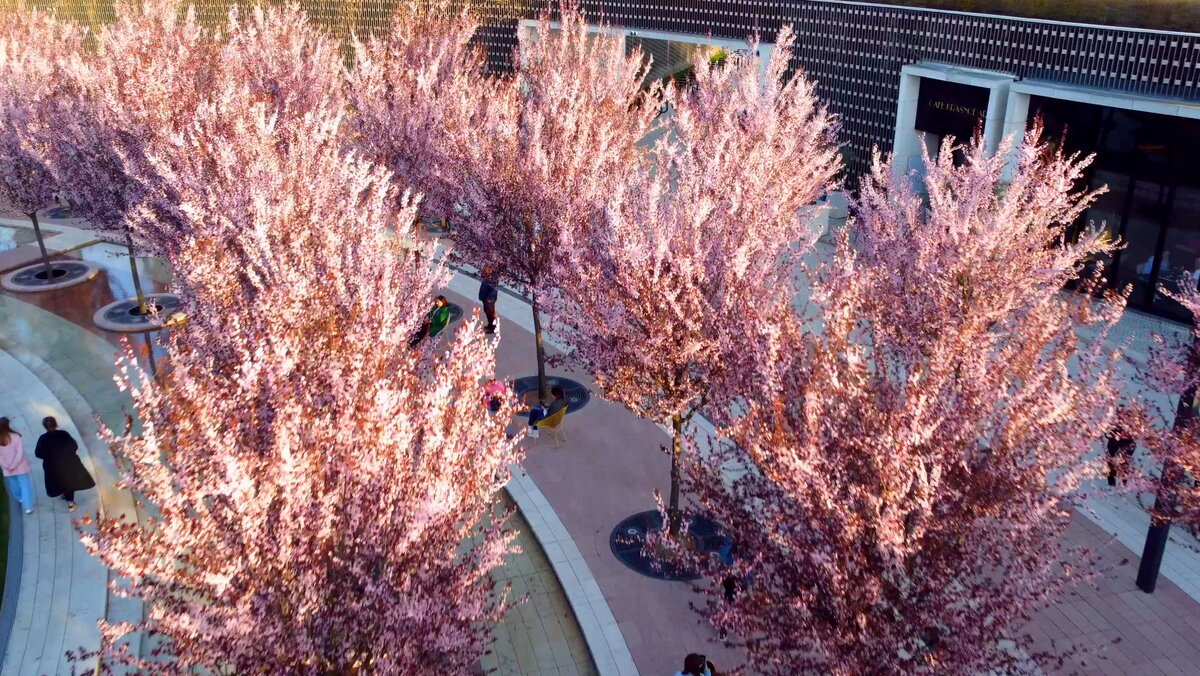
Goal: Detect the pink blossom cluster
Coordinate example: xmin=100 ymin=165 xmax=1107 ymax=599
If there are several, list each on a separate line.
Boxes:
xmin=2 ymin=1 xmax=524 ymax=673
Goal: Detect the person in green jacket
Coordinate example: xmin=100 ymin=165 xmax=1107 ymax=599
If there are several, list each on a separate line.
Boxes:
xmin=409 ymin=296 xmax=452 ymax=348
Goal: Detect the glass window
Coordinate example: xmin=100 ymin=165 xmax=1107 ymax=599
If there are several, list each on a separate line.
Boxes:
xmin=1082 ymin=168 xmax=1127 ymax=285
xmin=1031 ymin=96 xmax=1200 ymax=322
xmin=1152 ymin=182 xmax=1200 ymax=320
xmin=1118 ymin=179 xmax=1170 ymax=307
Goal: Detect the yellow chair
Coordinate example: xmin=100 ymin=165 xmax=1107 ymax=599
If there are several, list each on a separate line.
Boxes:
xmin=534 ymin=406 xmax=568 ymax=448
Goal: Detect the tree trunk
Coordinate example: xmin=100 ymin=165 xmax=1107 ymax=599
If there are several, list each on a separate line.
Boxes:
xmin=531 ymin=289 xmax=549 ymax=404
xmin=27 ymin=212 xmax=54 ymax=279
xmin=668 ymin=414 xmax=684 ymax=537
xmin=143 ymin=332 xmax=158 ymax=379
xmin=1137 ymin=384 xmax=1194 ymax=592
xmin=124 ymin=231 xmax=149 ymax=315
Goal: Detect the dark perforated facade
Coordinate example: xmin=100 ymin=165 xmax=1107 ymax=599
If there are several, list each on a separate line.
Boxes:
xmin=475 ymin=1 xmax=1200 ymax=175
xmin=30 ymin=0 xmax=1200 ymax=177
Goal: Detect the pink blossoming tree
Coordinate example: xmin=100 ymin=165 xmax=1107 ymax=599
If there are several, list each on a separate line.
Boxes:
xmin=1124 ymin=284 xmax=1200 ymax=588
xmin=20 ymin=71 xmax=160 ymax=311
xmin=79 ymin=0 xmax=342 ymax=260
xmin=552 ymin=29 xmax=840 ymax=532
xmin=83 ymin=88 xmax=524 ymax=673
xmin=452 ymin=1 xmax=660 ymax=403
xmin=345 ymin=0 xmax=500 ymax=226
xmin=220 ymin=2 xmax=345 ymax=121
xmin=61 ymin=0 xmax=216 ymax=269
xmin=672 ymin=133 xmax=1126 ymax=674
xmin=0 ymin=5 xmax=82 ymax=279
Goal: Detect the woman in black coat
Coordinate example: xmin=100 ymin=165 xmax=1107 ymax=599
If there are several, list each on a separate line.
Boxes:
xmin=34 ymin=416 xmax=95 ymax=511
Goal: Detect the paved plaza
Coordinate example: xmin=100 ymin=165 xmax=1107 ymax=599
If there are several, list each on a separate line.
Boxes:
xmin=2 ymin=215 xmax=1200 ymax=675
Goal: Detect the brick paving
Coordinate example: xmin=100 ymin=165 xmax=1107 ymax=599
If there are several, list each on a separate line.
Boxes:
xmin=6 ymin=213 xmax=1200 ymax=674
xmin=1028 ymin=517 xmax=1200 ymax=675
xmin=444 ymin=278 xmax=1200 ymax=676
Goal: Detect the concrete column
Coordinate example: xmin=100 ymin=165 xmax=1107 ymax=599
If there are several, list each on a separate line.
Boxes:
xmin=757 ymin=42 xmax=776 ymax=89
xmin=1000 ymin=90 xmax=1032 ymax=181
xmin=891 ymin=72 xmax=925 ymax=181
xmin=982 ymin=82 xmax=1012 ymax=157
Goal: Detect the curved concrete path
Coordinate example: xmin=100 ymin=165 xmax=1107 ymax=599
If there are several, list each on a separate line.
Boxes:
xmin=0 ymin=260 xmax=600 ymax=675
xmin=0 ymin=347 xmax=105 ymax=676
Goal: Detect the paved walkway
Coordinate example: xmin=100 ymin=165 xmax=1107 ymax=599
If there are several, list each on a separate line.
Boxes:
xmin=442 ymin=279 xmax=744 ymax=674
xmin=7 ymin=209 xmax=1200 ymax=674
xmin=0 ymin=222 xmax=598 ymax=674
xmin=0 ymin=348 xmax=105 ymax=676
xmin=443 ymin=265 xmax=1200 ymax=675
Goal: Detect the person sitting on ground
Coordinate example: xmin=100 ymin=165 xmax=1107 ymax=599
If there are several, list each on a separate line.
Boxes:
xmin=526 ymin=386 xmax=566 ymax=438
xmin=409 ymin=295 xmax=453 ymax=348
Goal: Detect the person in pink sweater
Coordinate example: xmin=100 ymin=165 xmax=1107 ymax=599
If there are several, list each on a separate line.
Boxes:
xmin=0 ymin=417 xmax=34 ymax=514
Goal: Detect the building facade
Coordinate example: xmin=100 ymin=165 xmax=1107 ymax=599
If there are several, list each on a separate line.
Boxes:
xmin=480 ymin=0 xmax=1200 ymax=321
xmin=36 ymin=0 xmax=1200 ymax=321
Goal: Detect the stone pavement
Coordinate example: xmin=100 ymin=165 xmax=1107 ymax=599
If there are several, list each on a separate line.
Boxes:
xmin=1030 ymin=515 xmax=1200 ymax=675
xmin=0 ymin=222 xmax=599 ymax=674
xmin=6 ymin=208 xmax=1200 ymax=674
xmin=0 ymin=348 xmax=105 ymax=676
xmin=442 ymin=279 xmax=744 ymax=675
xmin=442 ymin=266 xmax=1200 ymax=675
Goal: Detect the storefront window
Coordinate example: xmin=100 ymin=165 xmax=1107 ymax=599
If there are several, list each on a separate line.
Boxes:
xmin=916 ymin=78 xmax=989 ymax=166
xmin=1031 ymin=96 xmax=1200 ymax=322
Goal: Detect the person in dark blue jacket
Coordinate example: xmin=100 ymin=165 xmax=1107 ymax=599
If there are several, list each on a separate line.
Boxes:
xmin=478 ymin=267 xmax=499 ymax=334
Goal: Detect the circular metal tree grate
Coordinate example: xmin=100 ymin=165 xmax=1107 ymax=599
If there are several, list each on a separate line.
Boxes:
xmin=609 ymin=510 xmax=725 ymax=581
xmin=2 ymin=260 xmax=100 ymax=293
xmin=511 ymin=375 xmax=590 ymax=415
xmin=93 ymin=293 xmax=186 ymax=333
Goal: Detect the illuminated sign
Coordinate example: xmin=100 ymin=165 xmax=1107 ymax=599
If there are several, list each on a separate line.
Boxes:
xmin=915 ymin=78 xmax=990 ymax=140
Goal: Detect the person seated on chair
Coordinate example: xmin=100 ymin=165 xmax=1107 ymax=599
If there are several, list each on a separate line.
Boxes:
xmin=527 ymin=386 xmax=566 ymax=438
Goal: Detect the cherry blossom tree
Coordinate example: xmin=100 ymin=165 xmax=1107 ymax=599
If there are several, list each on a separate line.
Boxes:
xmin=220 ymin=1 xmax=345 ymax=120
xmin=1124 ymin=284 xmax=1200 ymax=590
xmin=76 ymin=0 xmax=343 ymax=260
xmin=452 ymin=1 xmax=660 ymax=403
xmin=0 ymin=4 xmax=83 ymax=279
xmin=17 ymin=58 xmax=159 ymax=311
xmin=345 ymin=0 xmax=501 ymax=226
xmin=84 ymin=0 xmax=216 ymax=146
xmin=670 ymin=133 xmax=1126 ymax=674
xmin=51 ymin=0 xmax=216 ymax=271
xmin=551 ymin=29 xmax=840 ymax=532
xmin=82 ymin=90 xmax=524 ymax=673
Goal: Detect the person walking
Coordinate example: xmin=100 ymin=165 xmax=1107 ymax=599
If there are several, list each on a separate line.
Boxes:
xmin=34 ymin=416 xmax=94 ymax=511
xmin=1106 ymin=426 xmax=1136 ymax=487
xmin=478 ymin=268 xmax=499 ymax=335
xmin=0 ymin=417 xmax=34 ymax=514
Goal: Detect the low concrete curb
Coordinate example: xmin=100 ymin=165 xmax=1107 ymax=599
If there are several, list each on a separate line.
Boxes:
xmin=446 ymin=271 xmax=640 ymax=676
xmin=0 ymin=480 xmax=25 ymax=668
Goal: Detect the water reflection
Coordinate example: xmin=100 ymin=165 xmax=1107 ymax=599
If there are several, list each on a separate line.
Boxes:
xmin=0 ymin=224 xmax=39 ymax=253
xmin=1 ymin=240 xmax=174 ymax=369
